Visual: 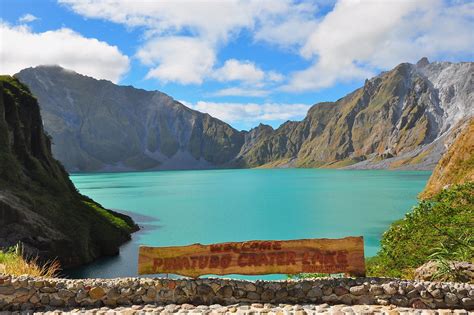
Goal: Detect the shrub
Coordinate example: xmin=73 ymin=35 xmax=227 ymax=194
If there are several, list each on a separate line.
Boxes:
xmin=367 ymin=182 xmax=473 ymax=279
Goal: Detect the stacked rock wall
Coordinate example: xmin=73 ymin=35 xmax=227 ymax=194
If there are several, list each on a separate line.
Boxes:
xmin=0 ymin=275 xmax=472 ymax=311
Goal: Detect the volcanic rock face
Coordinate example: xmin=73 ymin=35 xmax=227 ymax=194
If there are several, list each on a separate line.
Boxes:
xmin=16 ymin=66 xmax=244 ymax=172
xmin=15 ymin=59 xmax=473 ymax=171
xmin=0 ymin=76 xmax=137 ymax=268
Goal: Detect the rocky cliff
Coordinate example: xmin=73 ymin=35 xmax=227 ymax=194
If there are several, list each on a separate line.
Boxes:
xmin=420 ymin=118 xmax=474 ymax=199
xmin=15 ymin=59 xmax=473 ymax=171
xmin=0 ymin=76 xmax=137 ymax=268
xmin=234 ymin=58 xmax=473 ymax=170
xmin=16 ymin=66 xmax=244 ymax=171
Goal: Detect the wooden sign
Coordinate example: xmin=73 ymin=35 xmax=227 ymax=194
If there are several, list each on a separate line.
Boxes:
xmin=138 ymin=237 xmax=365 ymax=277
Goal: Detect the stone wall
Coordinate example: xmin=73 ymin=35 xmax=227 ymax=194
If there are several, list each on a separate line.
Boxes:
xmin=0 ymin=275 xmax=472 ymax=311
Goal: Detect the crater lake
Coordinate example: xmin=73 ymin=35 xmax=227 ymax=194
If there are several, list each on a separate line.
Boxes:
xmin=67 ymin=168 xmax=430 ymax=280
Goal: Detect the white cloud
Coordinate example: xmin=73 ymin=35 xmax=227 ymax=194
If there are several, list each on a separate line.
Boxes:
xmin=18 ymin=14 xmax=38 ymax=23
xmin=267 ymin=71 xmax=284 ymax=82
xmin=213 ymin=59 xmax=265 ymax=83
xmin=137 ymin=36 xmax=215 ymax=84
xmin=211 ymin=60 xmax=284 ymax=93
xmin=58 ymin=0 xmax=473 ymax=90
xmin=0 ymin=23 xmax=129 ymax=82
xmin=254 ymin=2 xmax=319 ymax=48
xmin=187 ymin=101 xmax=311 ymax=125
xmin=210 ymin=87 xmax=270 ymax=97
xmin=284 ymin=0 xmax=474 ymax=91
xmin=59 ymin=0 xmax=318 ymax=85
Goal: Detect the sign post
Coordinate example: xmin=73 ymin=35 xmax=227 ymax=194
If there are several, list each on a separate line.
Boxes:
xmin=138 ymin=237 xmax=365 ymax=277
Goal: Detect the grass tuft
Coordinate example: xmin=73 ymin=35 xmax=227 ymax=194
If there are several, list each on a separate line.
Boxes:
xmin=0 ymin=244 xmax=60 ymax=277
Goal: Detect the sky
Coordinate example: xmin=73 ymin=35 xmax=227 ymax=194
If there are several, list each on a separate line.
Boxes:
xmin=1 ymin=0 xmax=473 ymax=130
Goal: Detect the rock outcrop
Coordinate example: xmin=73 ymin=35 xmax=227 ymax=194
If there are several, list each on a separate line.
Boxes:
xmin=0 ymin=76 xmax=137 ymax=268
xmin=420 ymin=119 xmax=474 ymax=199
xmin=414 ymin=260 xmax=474 ymax=283
xmin=15 ymin=59 xmax=473 ymax=171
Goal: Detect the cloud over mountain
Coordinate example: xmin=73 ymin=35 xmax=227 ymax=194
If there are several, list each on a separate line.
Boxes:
xmin=0 ymin=23 xmax=129 ymax=82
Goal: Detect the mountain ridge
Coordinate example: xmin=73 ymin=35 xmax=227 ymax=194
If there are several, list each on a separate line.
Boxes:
xmin=16 ymin=65 xmax=244 ymax=171
xmin=14 ymin=58 xmax=473 ymax=172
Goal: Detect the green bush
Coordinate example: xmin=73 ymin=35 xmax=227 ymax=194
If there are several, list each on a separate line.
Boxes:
xmin=367 ymin=182 xmax=474 ymax=279
xmin=83 ymin=201 xmax=134 ymax=232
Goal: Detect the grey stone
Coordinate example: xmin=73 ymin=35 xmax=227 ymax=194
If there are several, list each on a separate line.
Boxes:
xmin=350 ymin=285 xmax=368 ymax=296
xmin=307 ymin=287 xmax=322 ymax=298
xmin=49 ymin=296 xmax=65 ymax=307
xmin=275 ymin=288 xmax=288 ymax=300
xmin=390 ymin=295 xmax=409 ymax=307
xmin=106 ymin=288 xmax=121 ymax=300
xmin=216 ymin=285 xmax=233 ymax=298
xmin=39 ymin=287 xmax=57 ymax=293
xmin=196 ymin=285 xmax=213 ymax=296
xmin=244 ymin=283 xmax=257 ymax=292
xmin=430 ymin=289 xmax=442 ymax=299
xmin=340 ymin=294 xmax=352 ymax=305
xmin=146 ymin=287 xmax=157 ymax=298
xmin=321 ymin=294 xmax=338 ymax=303
xmin=321 ymin=285 xmax=333 ymax=295
xmin=247 ymin=292 xmax=260 ymax=300
xmin=58 ymin=289 xmax=75 ymax=299
xmin=445 ymin=292 xmax=459 ymax=305
xmin=461 ymin=297 xmax=473 ymax=307
xmin=383 ymin=283 xmax=398 ymax=295
xmin=261 ymin=289 xmax=274 ymax=301
xmin=407 ymin=289 xmax=420 ymax=299
xmin=369 ymin=285 xmax=384 ymax=296
xmin=356 ymin=295 xmax=374 ymax=305
xmin=0 ymin=287 xmax=14 ymax=295
xmin=334 ymin=286 xmax=349 ymax=296
xmin=13 ymin=287 xmax=30 ymax=297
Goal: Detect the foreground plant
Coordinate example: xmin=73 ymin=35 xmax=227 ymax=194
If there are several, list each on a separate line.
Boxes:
xmin=0 ymin=244 xmax=60 ymax=277
xmin=426 ymin=234 xmax=473 ymax=282
xmin=367 ymin=182 xmax=473 ymax=280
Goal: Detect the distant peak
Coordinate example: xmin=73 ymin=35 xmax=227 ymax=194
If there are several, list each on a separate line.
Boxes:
xmin=416 ymin=57 xmax=430 ymax=68
xmin=31 ymin=64 xmax=65 ymax=71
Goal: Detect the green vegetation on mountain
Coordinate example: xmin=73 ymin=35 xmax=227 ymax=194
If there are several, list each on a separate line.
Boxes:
xmin=367 ymin=120 xmax=474 ymax=281
xmin=0 ymin=76 xmax=138 ymax=268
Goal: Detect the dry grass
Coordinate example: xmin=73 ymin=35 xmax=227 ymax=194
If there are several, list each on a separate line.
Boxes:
xmin=0 ymin=244 xmax=60 ymax=277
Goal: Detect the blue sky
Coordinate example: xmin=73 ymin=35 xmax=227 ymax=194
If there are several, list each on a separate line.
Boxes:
xmin=1 ymin=0 xmax=473 ymax=130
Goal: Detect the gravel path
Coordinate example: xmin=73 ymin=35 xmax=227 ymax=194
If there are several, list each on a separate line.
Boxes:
xmin=10 ymin=303 xmax=471 ymax=314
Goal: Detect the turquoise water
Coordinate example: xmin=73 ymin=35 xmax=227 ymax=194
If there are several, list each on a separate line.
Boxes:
xmin=67 ymin=169 xmax=430 ymax=279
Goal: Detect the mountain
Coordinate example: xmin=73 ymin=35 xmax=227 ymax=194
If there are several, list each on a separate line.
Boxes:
xmin=234 ymin=58 xmax=473 ymax=169
xmin=0 ymin=76 xmax=137 ymax=268
xmin=15 ymin=66 xmax=244 ymax=172
xmin=15 ymin=58 xmax=473 ymax=172
xmin=420 ymin=118 xmax=474 ymax=199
